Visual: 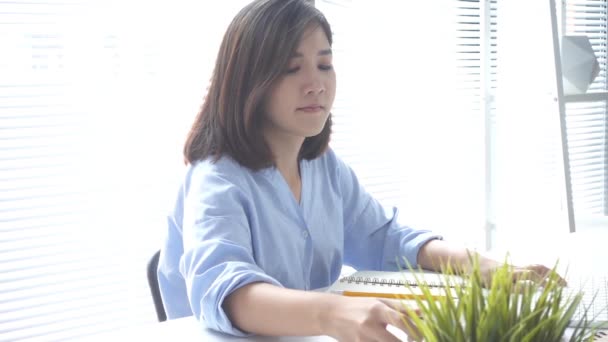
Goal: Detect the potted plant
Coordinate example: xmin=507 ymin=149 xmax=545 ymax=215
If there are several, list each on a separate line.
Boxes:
xmin=399 ymin=256 xmax=604 ymax=342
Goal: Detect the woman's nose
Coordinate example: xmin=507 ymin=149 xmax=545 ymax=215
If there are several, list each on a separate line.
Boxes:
xmin=304 ymin=75 xmax=325 ymax=95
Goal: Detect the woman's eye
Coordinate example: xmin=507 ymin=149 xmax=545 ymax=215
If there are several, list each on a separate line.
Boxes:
xmin=285 ymin=66 xmax=300 ymax=74
xmin=319 ymin=64 xmax=333 ymax=71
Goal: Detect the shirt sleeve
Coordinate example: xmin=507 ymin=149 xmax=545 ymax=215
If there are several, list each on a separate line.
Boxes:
xmin=334 ymin=154 xmax=443 ymax=271
xmin=179 ymin=161 xmax=283 ymax=336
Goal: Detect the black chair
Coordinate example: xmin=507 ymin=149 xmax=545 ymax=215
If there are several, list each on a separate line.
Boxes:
xmin=147 ymin=250 xmax=167 ymax=322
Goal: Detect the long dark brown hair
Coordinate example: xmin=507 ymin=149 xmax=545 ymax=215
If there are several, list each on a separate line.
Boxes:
xmin=183 ymin=0 xmax=333 ymax=169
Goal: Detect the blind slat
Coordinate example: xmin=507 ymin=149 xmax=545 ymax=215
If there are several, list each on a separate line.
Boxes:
xmin=564 ymin=0 xmax=607 ymax=216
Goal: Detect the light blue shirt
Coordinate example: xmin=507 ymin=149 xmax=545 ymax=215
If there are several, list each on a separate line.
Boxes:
xmin=157 ymin=148 xmax=441 ymax=336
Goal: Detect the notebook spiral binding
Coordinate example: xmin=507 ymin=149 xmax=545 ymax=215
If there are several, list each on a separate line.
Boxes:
xmin=339 ymin=276 xmax=446 ymax=288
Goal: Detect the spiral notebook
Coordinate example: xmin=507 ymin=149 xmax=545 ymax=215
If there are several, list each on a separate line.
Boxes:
xmin=329 ymin=270 xmax=463 ymax=299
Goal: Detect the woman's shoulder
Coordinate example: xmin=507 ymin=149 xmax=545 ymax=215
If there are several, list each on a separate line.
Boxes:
xmin=190 ymin=155 xmax=242 ymax=173
xmin=186 ymin=155 xmax=251 ymax=187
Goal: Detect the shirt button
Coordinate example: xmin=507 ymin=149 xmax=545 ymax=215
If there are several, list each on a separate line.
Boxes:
xmin=302 ymin=230 xmax=309 ymax=239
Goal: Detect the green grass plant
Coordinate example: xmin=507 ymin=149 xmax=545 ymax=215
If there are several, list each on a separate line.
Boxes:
xmin=398 ymin=256 xmax=603 ymax=342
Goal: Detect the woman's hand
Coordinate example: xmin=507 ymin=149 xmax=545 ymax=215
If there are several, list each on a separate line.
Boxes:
xmin=320 ymin=295 xmax=422 ymax=342
xmin=478 ymin=259 xmax=568 ymax=287
xmin=511 ymin=264 xmax=568 ymax=286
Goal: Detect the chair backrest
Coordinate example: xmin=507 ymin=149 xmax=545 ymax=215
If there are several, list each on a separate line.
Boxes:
xmin=147 ymin=250 xmax=167 ymax=322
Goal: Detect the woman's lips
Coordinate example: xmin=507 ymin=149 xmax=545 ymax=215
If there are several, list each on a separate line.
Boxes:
xmin=297 ymin=105 xmax=324 ymax=113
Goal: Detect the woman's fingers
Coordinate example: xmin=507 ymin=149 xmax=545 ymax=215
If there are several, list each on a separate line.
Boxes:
xmin=515 ymin=266 xmax=544 ymax=282
xmin=377 ymin=298 xmax=421 ymax=316
xmin=378 ymin=299 xmax=422 ymax=341
xmin=374 ymin=324 xmax=405 ymax=342
xmin=513 ymin=264 xmax=567 ymax=286
xmin=328 ymin=296 xmax=425 ymax=342
xmin=387 ymin=311 xmax=422 ymax=342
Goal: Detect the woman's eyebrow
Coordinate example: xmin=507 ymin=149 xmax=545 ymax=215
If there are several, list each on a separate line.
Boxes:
xmin=292 ymin=49 xmax=333 ymax=58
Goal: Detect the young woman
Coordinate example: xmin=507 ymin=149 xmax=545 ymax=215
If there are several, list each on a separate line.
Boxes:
xmin=157 ymin=1 xmax=558 ymax=341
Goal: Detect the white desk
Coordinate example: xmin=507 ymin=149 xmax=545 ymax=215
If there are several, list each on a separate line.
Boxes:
xmin=77 ymin=314 xmax=603 ymax=342
xmin=78 ymin=316 xmax=417 ymax=341
xmin=79 ymin=316 xmax=337 ymax=342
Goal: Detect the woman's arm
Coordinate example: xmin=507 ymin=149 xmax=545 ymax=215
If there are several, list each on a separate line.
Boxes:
xmin=223 ymin=282 xmax=325 ymax=336
xmin=417 ymin=239 xmax=565 ymax=285
xmin=223 ymin=282 xmax=420 ymax=341
xmin=417 ymin=239 xmax=499 ymax=273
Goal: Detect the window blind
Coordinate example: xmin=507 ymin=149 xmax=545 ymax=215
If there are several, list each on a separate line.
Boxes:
xmin=454 ymin=0 xmax=499 ymax=248
xmin=0 ymin=1 xmax=249 ymax=341
xmin=446 ymin=0 xmax=499 ymax=248
xmin=563 ymin=0 xmax=608 ymax=217
xmin=483 ymin=0 xmax=500 ymax=248
xmin=0 ymin=1 xmax=167 ymax=340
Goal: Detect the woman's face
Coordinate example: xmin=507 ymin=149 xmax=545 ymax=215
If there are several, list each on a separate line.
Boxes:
xmin=263 ymin=25 xmax=336 ymax=145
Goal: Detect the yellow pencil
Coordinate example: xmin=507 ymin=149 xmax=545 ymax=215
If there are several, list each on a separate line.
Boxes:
xmin=339 ymin=290 xmax=444 ymax=300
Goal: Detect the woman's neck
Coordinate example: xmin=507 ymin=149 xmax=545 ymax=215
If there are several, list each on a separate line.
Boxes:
xmin=272 ymin=144 xmax=301 ymax=187
xmin=275 ymin=153 xmax=302 ymax=204
xmin=264 ymin=132 xmax=304 ymax=201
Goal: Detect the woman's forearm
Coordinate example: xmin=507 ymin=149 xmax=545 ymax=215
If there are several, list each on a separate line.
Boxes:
xmin=417 ymin=239 xmax=500 ymax=274
xmin=224 ymin=282 xmax=421 ymax=341
xmin=223 ymin=282 xmax=334 ymax=336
